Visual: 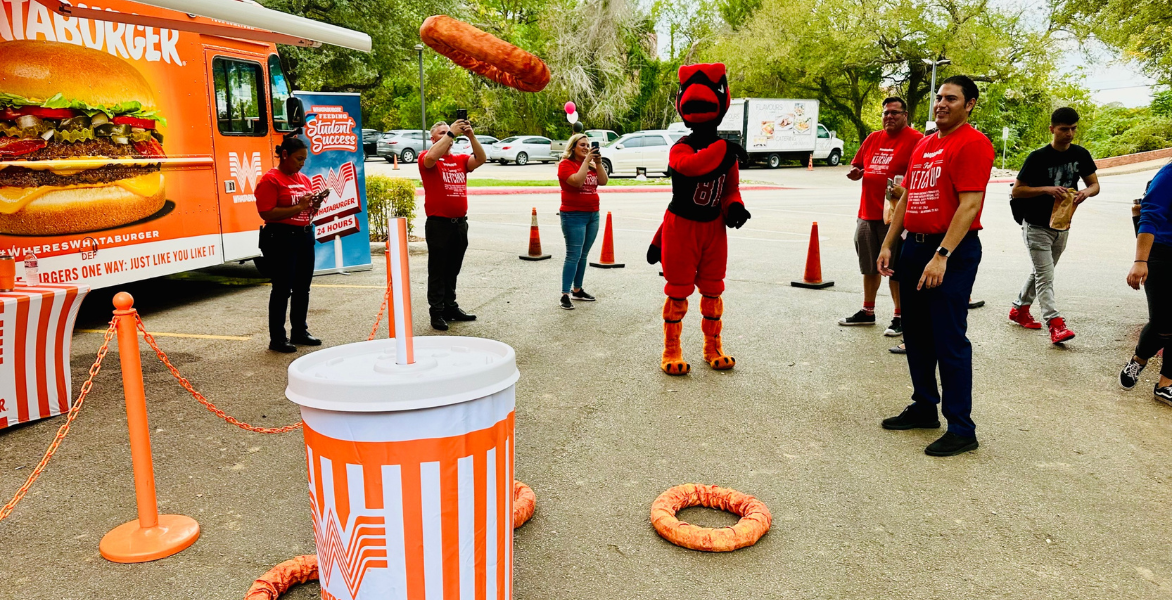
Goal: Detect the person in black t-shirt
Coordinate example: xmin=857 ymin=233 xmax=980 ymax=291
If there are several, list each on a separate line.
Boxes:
xmin=1008 ymin=107 xmax=1100 ymax=344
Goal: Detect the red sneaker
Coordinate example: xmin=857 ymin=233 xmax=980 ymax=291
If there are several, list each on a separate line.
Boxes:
xmin=1048 ymin=317 xmax=1075 ymax=344
xmin=1009 ymin=305 xmax=1042 ymax=329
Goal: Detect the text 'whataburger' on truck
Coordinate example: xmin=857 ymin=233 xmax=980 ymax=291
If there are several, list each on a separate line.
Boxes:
xmin=0 ymin=0 xmax=371 ymax=289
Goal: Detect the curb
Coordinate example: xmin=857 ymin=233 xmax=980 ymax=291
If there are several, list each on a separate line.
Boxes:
xmin=412 ymin=185 xmax=793 ymax=196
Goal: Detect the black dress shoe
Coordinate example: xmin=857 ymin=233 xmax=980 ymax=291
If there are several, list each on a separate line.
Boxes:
xmin=431 ymin=316 xmax=449 ymax=331
xmin=443 ymin=307 xmax=476 ymax=321
xmin=268 ymin=341 xmax=297 ymax=353
xmin=925 ymin=432 xmax=979 ymax=456
xmin=290 ymin=333 xmax=322 ymax=346
xmin=881 ymin=406 xmax=941 ymax=430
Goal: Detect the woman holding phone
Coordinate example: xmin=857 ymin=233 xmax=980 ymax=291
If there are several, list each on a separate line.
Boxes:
xmin=556 ymin=133 xmax=608 ymax=309
xmin=255 ymin=134 xmax=327 ymax=352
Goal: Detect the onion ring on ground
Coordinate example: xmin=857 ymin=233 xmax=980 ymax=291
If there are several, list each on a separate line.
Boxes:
xmin=513 ymin=480 xmax=536 ymax=528
xmin=420 ymin=15 xmax=551 ymax=93
xmin=243 ymin=554 xmax=318 ymax=600
xmin=650 ymin=483 xmax=771 ymax=552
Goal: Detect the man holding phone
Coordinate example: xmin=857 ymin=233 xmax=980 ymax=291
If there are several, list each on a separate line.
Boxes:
xmin=842 ymin=97 xmax=922 ymax=336
xmin=420 ymin=115 xmax=487 ymax=330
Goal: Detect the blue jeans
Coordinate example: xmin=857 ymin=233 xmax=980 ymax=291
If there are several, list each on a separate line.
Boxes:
xmin=560 ymin=211 xmax=599 ymax=294
xmin=898 ymin=231 xmax=982 ymax=437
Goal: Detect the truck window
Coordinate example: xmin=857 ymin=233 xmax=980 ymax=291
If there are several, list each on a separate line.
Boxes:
xmin=213 ymin=57 xmax=268 ymax=136
xmin=817 ymin=125 xmax=830 ymax=139
xmin=268 ymin=55 xmax=294 ymax=132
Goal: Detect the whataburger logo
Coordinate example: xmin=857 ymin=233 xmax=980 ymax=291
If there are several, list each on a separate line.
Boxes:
xmin=228 ymin=151 xmax=262 ymax=193
xmin=1 ymin=1 xmax=184 ymax=64
xmin=305 ymin=106 xmax=357 ymax=155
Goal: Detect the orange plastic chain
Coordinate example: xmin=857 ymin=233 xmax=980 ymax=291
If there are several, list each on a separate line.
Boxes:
xmin=135 ymin=316 xmax=302 ymax=434
xmin=367 ymin=291 xmax=389 ymax=342
xmin=0 ymin=319 xmax=117 ymax=522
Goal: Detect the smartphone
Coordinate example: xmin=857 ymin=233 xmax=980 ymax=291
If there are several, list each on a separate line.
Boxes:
xmin=455 ymin=108 xmax=467 ymax=122
xmin=591 ymin=141 xmax=600 ymax=149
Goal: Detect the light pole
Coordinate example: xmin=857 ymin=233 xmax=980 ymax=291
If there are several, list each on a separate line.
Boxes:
xmin=922 ymin=57 xmax=951 ymax=131
xmin=415 ymin=44 xmax=426 ymax=152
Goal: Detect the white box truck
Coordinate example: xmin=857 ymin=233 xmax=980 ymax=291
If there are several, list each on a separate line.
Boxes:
xmin=714 ymin=99 xmax=845 ymax=168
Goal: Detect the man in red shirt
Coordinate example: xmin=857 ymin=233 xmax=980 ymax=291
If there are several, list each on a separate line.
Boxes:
xmin=877 ymin=75 xmax=995 ymax=457
xmin=420 ymin=118 xmax=487 ymax=330
xmin=842 ymin=97 xmax=923 ymax=336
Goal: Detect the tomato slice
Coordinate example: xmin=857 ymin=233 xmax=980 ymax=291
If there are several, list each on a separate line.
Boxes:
xmin=0 ymin=137 xmax=48 ymax=157
xmin=133 ymin=139 xmax=166 ymax=158
xmin=113 ymin=116 xmax=157 ymax=130
xmin=19 ymin=106 xmax=78 ymax=119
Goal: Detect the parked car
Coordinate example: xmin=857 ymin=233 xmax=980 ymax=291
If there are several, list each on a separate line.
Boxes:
xmin=493 ymin=136 xmax=556 ymax=165
xmin=376 ymin=130 xmax=412 ymax=162
xmin=452 ymin=135 xmax=499 ymax=155
xmin=713 ymin=98 xmax=845 ymax=167
xmin=378 ymin=129 xmax=432 ymax=163
xmin=598 ymin=130 xmax=685 ymax=177
xmin=361 ymin=128 xmax=381 ymax=158
xmin=551 ymin=129 xmax=620 ymax=154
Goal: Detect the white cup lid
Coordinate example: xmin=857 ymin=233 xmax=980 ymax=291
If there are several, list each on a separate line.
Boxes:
xmin=286 ymin=336 xmax=519 ymax=412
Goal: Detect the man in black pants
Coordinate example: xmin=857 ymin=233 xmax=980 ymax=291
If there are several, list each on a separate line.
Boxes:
xmin=419 ymin=119 xmax=487 ymax=330
xmin=878 ymin=75 xmax=995 ymax=456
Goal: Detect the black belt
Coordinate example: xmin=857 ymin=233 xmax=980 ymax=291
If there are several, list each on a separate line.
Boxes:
xmin=909 ymin=232 xmax=945 ymax=244
xmin=264 ymin=222 xmax=312 ymax=233
xmin=427 ymin=216 xmax=468 ymax=223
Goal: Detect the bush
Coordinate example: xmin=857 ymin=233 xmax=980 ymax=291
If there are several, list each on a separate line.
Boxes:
xmin=366 ymin=176 xmax=417 ymax=241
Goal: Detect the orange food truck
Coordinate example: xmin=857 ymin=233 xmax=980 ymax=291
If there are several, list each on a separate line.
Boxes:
xmin=0 ymin=1 xmax=369 ymax=431
xmin=0 ymin=0 xmax=372 ymax=289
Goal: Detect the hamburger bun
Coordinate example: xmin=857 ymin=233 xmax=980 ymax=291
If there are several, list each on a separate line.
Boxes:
xmin=0 ymin=175 xmax=166 ymax=236
xmin=0 ymin=40 xmax=158 ymax=111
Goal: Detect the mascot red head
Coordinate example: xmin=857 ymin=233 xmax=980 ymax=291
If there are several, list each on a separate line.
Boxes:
xmin=676 ymin=63 xmax=732 ymax=129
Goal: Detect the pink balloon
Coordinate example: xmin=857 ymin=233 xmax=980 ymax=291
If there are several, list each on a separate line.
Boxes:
xmin=564 ymin=101 xmax=576 ymax=115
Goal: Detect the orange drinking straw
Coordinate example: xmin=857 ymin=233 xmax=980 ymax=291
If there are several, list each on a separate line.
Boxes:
xmin=387 ymin=217 xmax=415 ymax=364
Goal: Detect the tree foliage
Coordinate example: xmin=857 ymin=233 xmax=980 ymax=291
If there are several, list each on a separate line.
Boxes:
xmin=1057 ymin=0 xmax=1172 ymax=82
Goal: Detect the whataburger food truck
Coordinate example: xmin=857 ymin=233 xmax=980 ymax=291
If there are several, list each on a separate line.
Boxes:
xmin=0 ymin=0 xmax=371 ymax=289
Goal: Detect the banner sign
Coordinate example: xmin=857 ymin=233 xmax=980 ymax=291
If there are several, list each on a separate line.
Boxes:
xmin=294 ymin=92 xmax=372 ymax=274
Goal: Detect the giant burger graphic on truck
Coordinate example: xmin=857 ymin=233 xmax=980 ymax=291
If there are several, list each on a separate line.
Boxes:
xmin=0 ymin=40 xmax=167 ymax=235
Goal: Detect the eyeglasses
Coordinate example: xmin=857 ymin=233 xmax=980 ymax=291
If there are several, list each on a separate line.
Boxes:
xmin=882 ymin=110 xmax=906 ymax=116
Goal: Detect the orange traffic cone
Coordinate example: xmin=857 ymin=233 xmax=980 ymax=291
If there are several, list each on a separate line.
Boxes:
xmin=519 ymin=207 xmax=552 ymax=261
xmin=393 ymin=153 xmax=399 ymax=170
xmin=807 ymin=153 xmax=814 ymax=171
xmin=589 ymin=211 xmax=625 ymax=269
xmin=791 ymin=222 xmax=834 ymax=289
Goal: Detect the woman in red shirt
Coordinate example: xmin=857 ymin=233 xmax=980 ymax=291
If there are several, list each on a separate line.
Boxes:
xmin=556 ymin=133 xmax=608 ymax=309
xmin=255 ymin=135 xmax=326 ymax=352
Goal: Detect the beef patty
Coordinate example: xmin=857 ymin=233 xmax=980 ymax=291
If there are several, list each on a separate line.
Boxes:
xmin=0 ymin=163 xmax=161 ymax=188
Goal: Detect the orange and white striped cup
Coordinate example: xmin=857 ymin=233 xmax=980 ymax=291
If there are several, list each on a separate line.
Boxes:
xmin=287 ymin=337 xmax=520 ymax=600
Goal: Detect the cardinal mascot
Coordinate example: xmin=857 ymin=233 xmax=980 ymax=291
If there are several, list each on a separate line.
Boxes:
xmin=647 ymin=63 xmax=750 ymax=376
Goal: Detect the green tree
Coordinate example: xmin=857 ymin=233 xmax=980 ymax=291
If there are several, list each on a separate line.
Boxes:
xmin=1058 ymin=0 xmax=1172 ymax=81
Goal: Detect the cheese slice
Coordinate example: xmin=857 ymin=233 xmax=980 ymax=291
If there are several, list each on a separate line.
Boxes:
xmin=0 ymin=172 xmax=164 ymax=215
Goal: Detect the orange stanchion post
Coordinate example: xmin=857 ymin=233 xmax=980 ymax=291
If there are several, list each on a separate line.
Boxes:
xmin=99 ymin=292 xmax=200 ymax=563
xmin=384 ymin=236 xmax=395 ymax=339
xmin=790 ymin=222 xmax=834 ymax=289
xmin=519 ymin=207 xmax=551 ymax=261
xmin=589 ymin=211 xmax=625 ymax=269
xmin=807 ymin=153 xmax=814 ymax=171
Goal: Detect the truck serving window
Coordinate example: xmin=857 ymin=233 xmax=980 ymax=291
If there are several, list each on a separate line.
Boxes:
xmin=213 ymin=57 xmax=268 ymax=136
xmin=268 ymin=55 xmax=294 ymax=132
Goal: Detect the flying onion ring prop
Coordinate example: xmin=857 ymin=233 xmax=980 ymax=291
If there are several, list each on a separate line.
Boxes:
xmin=420 ymin=15 xmax=551 ymax=93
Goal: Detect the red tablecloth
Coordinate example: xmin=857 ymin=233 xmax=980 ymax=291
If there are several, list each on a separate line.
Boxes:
xmin=0 ymin=283 xmax=89 ymax=430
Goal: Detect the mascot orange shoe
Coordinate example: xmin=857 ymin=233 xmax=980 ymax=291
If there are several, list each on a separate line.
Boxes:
xmin=648 ymin=63 xmax=750 ymax=375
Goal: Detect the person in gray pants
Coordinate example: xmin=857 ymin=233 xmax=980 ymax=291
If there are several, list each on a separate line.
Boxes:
xmin=1008 ymin=107 xmax=1100 ymax=344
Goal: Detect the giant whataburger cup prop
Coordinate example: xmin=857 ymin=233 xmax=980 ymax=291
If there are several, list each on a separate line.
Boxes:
xmin=286 ymin=218 xmax=521 ymax=599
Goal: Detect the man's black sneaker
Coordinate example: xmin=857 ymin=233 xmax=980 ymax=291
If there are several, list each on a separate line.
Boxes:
xmin=839 ymin=310 xmax=876 ymax=326
xmin=884 ymin=317 xmax=903 ymax=337
xmin=925 ymin=432 xmax=979 ymax=456
xmin=431 ymin=316 xmax=449 ymax=331
xmin=268 ymin=340 xmax=297 ymax=353
xmin=1119 ymin=358 xmax=1146 ymax=390
xmin=291 ymin=333 xmax=322 ymax=346
xmin=559 ymin=295 xmax=574 ymax=310
xmin=1155 ymin=385 xmax=1172 ymax=407
xmin=881 ymin=406 xmax=940 ymax=430
xmin=571 ymin=288 xmax=596 ymax=301
xmin=443 ymin=307 xmax=476 ymax=321
xmin=968 ymin=300 xmax=986 ymax=309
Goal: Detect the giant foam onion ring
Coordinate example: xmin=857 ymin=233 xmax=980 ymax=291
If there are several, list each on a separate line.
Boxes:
xmin=420 ymin=15 xmax=551 ymax=93
xmin=513 ymin=480 xmax=536 ymax=528
xmin=650 ymin=484 xmax=771 ymax=552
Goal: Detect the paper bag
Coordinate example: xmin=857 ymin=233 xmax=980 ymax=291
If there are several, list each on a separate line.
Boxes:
xmin=1050 ymin=189 xmax=1076 ymax=230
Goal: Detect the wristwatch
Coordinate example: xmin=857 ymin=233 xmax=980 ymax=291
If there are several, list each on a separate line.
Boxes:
xmin=936 ymin=246 xmax=952 ymax=259
xmin=446 ymin=131 xmax=456 ymax=140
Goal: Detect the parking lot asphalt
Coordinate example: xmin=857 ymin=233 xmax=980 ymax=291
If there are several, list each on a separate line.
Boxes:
xmin=1 ymin=165 xmax=1170 ymax=599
